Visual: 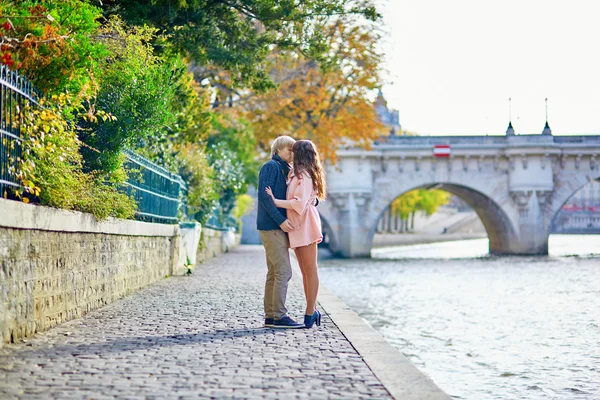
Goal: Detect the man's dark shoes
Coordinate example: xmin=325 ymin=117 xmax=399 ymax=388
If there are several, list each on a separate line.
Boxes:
xmin=272 ymin=316 xmax=304 ymax=329
xmin=264 ymin=318 xmax=275 ymax=327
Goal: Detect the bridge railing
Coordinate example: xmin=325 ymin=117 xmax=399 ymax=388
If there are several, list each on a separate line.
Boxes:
xmin=377 ymin=134 xmax=600 ymax=147
xmin=553 ymin=136 xmax=600 ymax=144
xmin=375 ymin=135 xmax=508 ymax=146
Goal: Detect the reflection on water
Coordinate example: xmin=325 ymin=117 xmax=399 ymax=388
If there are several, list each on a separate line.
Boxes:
xmin=320 ymin=235 xmax=600 ymax=400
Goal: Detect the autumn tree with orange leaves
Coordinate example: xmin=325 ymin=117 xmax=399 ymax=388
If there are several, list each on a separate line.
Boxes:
xmin=244 ymin=19 xmax=386 ymax=162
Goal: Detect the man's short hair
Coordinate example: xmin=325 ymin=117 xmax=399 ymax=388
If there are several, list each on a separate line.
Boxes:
xmin=270 ymin=136 xmax=296 ymax=157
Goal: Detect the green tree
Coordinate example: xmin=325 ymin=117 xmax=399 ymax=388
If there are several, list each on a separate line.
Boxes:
xmin=391 ymin=190 xmax=420 ymax=232
xmin=232 ymin=193 xmax=254 ymax=226
xmin=391 ymin=189 xmax=450 ymax=232
xmin=416 ymin=190 xmax=450 ymax=216
xmin=207 ymin=142 xmax=247 ymax=224
xmin=103 ymin=0 xmax=380 ymax=91
xmin=208 ymin=114 xmax=260 ymax=191
xmin=17 ymin=94 xmax=136 ymax=219
xmin=177 ymin=144 xmax=218 ymax=224
xmin=78 ymin=17 xmax=178 ymax=173
xmin=411 ymin=190 xmax=450 ymax=230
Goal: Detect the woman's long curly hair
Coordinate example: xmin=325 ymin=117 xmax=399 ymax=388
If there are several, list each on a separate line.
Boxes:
xmin=292 ymin=140 xmax=327 ymax=199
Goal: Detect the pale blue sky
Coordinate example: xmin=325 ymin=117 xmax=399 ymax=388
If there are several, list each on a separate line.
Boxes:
xmin=377 ymin=0 xmax=600 ymax=136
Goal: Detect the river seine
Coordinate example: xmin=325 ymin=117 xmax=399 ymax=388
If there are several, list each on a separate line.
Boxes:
xmin=319 ymin=234 xmax=600 ymax=400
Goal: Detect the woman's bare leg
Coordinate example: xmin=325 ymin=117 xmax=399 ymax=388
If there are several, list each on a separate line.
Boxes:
xmin=296 ymin=243 xmax=319 ymax=315
xmin=294 ymin=248 xmax=308 ymax=302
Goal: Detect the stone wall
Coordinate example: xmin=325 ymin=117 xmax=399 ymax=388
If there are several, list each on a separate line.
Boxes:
xmin=196 ymin=228 xmax=242 ymax=265
xmin=0 ymin=199 xmax=180 ymax=348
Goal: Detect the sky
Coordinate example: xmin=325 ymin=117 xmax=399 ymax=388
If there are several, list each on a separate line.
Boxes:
xmin=377 ymin=0 xmax=600 ymax=136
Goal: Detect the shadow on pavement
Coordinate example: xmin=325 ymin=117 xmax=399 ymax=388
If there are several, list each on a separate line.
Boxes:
xmin=0 ymin=327 xmax=283 ymax=360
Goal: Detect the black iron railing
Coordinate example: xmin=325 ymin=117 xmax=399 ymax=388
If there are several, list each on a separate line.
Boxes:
xmin=0 ymin=65 xmax=39 ymax=197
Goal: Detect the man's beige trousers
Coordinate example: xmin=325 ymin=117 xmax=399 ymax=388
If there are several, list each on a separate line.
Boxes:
xmin=259 ymin=230 xmax=292 ymax=320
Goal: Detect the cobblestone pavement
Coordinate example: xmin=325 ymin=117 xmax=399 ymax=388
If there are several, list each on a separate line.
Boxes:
xmin=0 ymin=245 xmax=392 ymax=399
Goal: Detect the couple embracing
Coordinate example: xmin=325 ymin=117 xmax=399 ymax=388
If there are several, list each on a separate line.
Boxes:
xmin=257 ymin=136 xmax=326 ymax=329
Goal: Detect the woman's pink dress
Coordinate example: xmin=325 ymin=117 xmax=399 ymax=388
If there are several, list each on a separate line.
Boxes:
xmin=285 ymin=171 xmax=322 ymax=249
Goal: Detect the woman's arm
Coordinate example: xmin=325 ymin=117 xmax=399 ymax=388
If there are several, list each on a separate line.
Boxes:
xmin=267 ymin=176 xmax=313 ymax=214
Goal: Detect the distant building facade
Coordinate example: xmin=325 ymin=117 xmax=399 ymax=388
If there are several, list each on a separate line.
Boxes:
xmin=554 ymin=180 xmax=600 ymax=233
xmin=374 ymin=89 xmax=401 ymax=135
xmin=563 ymin=181 xmax=600 ymax=210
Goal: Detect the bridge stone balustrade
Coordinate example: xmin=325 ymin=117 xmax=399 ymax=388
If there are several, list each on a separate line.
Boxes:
xmin=320 ymin=135 xmax=600 ymax=258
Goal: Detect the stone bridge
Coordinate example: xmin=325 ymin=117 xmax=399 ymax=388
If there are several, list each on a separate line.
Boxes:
xmin=319 ymin=135 xmax=600 ymax=257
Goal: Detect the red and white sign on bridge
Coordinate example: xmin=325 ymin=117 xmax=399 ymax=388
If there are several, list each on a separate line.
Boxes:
xmin=433 ymin=144 xmax=451 ymax=157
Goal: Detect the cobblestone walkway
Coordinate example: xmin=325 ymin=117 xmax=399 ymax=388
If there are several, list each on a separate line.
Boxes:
xmin=0 ymin=245 xmax=392 ymax=399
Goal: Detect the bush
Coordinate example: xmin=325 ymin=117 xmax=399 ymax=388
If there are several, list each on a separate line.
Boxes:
xmin=177 ymin=144 xmax=218 ymax=224
xmin=78 ymin=17 xmax=178 ymax=174
xmin=208 ymin=115 xmax=260 ymax=191
xmin=17 ymin=94 xmax=136 ymax=220
xmin=207 ymin=143 xmax=247 ymax=220
xmin=233 ymin=194 xmax=255 ymax=223
xmin=139 ymin=64 xmax=214 ymax=173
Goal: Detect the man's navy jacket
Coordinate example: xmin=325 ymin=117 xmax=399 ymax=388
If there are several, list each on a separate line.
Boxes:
xmin=256 ymin=154 xmax=290 ymax=230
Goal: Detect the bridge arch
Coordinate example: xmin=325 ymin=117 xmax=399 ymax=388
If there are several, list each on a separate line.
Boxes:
xmin=321 ymin=136 xmax=600 ymax=257
xmin=368 ymin=183 xmax=519 ymax=255
xmin=319 ymin=214 xmax=338 ymax=253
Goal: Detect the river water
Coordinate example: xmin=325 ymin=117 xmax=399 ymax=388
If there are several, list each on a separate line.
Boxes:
xmin=319 ymin=235 xmax=600 ymax=400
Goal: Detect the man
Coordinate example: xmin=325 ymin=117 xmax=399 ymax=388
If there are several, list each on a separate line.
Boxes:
xmin=257 ymin=136 xmax=305 ymax=329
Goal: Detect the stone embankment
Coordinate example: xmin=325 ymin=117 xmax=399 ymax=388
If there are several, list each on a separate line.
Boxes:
xmin=0 ymin=199 xmax=235 ymax=348
xmin=0 ymin=243 xmax=450 ymax=399
xmin=373 ymin=232 xmax=487 ymax=248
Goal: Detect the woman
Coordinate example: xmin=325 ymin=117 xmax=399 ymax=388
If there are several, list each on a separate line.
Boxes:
xmin=265 ymin=140 xmax=327 ymax=328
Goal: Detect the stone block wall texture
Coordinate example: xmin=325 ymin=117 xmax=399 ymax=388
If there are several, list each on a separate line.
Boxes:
xmin=0 ymin=200 xmax=245 ymax=348
xmin=0 ymin=199 xmax=183 ymax=348
xmin=196 ymin=229 xmax=242 ymax=265
xmin=0 ymin=228 xmax=177 ymax=347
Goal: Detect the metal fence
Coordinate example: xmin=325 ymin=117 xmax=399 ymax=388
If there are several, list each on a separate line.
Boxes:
xmin=122 ymin=150 xmax=186 ymax=224
xmin=205 ymin=205 xmax=239 ymax=231
xmin=0 ymin=65 xmax=39 ymax=197
xmin=0 ymin=65 xmax=187 ymax=224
